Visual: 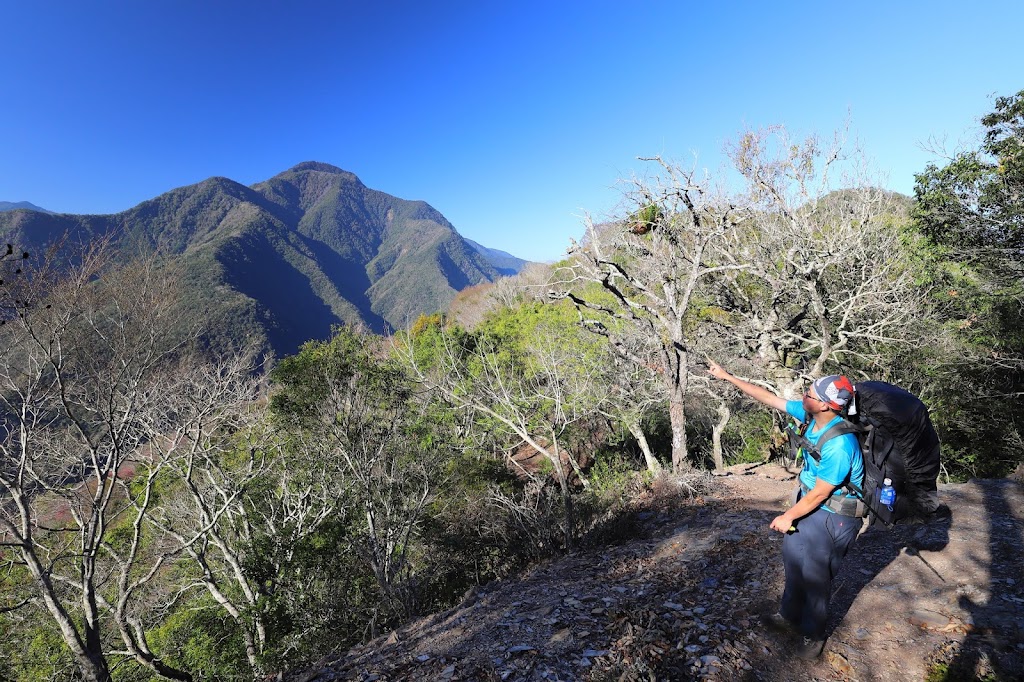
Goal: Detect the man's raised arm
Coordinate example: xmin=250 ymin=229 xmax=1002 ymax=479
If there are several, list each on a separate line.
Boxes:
xmin=707 ymin=359 xmax=788 ymax=413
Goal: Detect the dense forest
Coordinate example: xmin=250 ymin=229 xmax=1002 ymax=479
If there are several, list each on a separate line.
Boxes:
xmin=1 ymin=92 xmax=1021 ymax=681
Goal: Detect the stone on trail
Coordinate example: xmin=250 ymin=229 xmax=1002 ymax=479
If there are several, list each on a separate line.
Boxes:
xmin=549 ymin=628 xmax=571 ymax=644
xmin=507 ymin=645 xmax=536 ymax=654
xmin=908 ymin=609 xmax=952 ymax=630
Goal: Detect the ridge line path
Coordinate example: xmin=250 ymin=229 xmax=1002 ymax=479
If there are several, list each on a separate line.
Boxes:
xmin=290 ymin=466 xmax=1024 ymax=682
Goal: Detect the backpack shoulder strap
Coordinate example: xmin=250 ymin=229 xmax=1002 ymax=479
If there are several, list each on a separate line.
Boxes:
xmin=817 ymin=419 xmax=860 ymax=451
xmin=791 ymin=418 xmax=859 ymax=464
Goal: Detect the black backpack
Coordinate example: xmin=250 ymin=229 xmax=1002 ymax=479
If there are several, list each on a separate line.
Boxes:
xmin=788 ymin=381 xmax=942 ymax=526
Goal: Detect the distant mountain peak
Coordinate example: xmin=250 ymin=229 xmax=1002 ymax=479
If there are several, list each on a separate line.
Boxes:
xmin=465 ymin=239 xmax=529 ymax=276
xmin=288 ymin=161 xmax=350 ymax=175
xmin=270 ymin=162 xmax=365 ymax=190
xmin=197 ymin=176 xmax=250 ymax=192
xmin=0 ymin=200 xmax=51 ymax=214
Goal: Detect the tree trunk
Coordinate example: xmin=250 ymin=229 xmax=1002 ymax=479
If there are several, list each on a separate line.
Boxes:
xmin=83 ymin=577 xmax=105 ymax=680
xmin=627 ymin=420 xmax=661 ymax=473
xmin=563 ymin=450 xmax=590 ymax=487
xmin=62 ymin=630 xmax=111 ymax=682
xmin=183 ymin=544 xmax=263 ymax=674
xmin=22 ymin=549 xmax=113 ymax=682
xmin=77 ymin=652 xmax=113 ymax=682
xmin=711 ymin=399 xmax=730 ymax=471
xmin=550 ymin=456 xmax=576 ymax=548
xmin=121 ymin=615 xmax=195 ymax=681
xmin=668 ymin=391 xmax=688 ymax=472
xmin=666 ymin=345 xmax=694 ymax=472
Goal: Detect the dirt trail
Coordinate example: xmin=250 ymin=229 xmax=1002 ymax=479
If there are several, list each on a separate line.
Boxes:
xmin=288 ymin=466 xmax=1024 ymax=682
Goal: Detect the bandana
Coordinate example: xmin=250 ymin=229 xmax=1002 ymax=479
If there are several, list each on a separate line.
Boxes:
xmin=812 ymin=375 xmax=855 ymax=411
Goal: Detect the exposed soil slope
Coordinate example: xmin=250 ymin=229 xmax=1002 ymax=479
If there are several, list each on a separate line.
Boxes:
xmin=287 ymin=465 xmax=1024 ymax=682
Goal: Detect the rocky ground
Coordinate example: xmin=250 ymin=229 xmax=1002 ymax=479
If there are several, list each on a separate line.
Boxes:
xmin=286 ymin=464 xmax=1024 ymax=682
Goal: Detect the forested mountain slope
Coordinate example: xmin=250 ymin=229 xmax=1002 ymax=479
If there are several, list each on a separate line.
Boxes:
xmin=0 ymin=162 xmax=524 ymax=356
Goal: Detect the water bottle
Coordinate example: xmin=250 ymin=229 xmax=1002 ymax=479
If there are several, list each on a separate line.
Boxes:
xmin=879 ymin=478 xmax=896 ymax=511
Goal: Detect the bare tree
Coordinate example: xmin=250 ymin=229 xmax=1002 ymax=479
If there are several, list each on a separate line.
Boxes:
xmin=0 ymin=247 xmax=198 ymax=682
xmin=487 ymin=262 xmax=556 ymax=310
xmin=596 ymin=333 xmax=665 ymax=473
xmin=141 ymin=351 xmax=279 ymax=676
xmin=554 ymin=158 xmax=750 ymax=470
xmin=716 ymin=126 xmax=928 ymax=394
xmin=555 ymin=128 xmax=927 ymax=469
xmin=314 ymin=353 xmax=434 ymax=619
xmin=265 ymin=327 xmax=446 ymax=640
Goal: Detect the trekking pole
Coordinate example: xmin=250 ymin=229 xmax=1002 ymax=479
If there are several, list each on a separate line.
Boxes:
xmin=904 ymin=545 xmax=946 ymax=582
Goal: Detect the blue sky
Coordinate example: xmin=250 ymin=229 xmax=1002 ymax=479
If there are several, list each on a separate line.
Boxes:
xmin=1 ymin=1 xmax=1021 ymax=262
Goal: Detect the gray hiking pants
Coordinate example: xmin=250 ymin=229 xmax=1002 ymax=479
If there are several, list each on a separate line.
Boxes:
xmin=780 ymin=505 xmax=862 ymax=638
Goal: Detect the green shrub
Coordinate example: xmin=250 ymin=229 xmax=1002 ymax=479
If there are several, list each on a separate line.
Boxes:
xmin=722 ymin=409 xmax=775 ymax=465
xmin=146 ymin=599 xmax=250 ymax=682
xmin=0 ymin=619 xmax=77 ymax=682
xmin=587 ymin=451 xmax=647 ymax=502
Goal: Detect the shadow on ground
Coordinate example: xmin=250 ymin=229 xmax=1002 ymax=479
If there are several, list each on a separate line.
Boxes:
xmin=945 ymin=480 xmax=1024 ymax=681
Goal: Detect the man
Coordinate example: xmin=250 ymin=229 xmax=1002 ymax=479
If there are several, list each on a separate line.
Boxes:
xmin=707 ymin=360 xmax=864 ymax=660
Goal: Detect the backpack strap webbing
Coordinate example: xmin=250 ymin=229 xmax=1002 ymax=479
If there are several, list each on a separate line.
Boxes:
xmin=800 ymin=419 xmax=860 ymax=458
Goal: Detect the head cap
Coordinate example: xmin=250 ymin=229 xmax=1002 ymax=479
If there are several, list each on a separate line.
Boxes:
xmin=812 ymin=375 xmax=855 ymax=411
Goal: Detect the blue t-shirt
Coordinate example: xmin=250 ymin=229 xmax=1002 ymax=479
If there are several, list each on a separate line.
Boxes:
xmin=786 ymin=401 xmax=864 ymax=512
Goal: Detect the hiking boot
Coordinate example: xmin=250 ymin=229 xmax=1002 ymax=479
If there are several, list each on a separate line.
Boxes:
xmin=795 ymin=636 xmax=826 ymax=659
xmin=760 ymin=612 xmax=796 ymax=634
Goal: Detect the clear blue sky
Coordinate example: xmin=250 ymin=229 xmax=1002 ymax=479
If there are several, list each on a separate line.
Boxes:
xmin=1 ymin=1 xmax=1021 ymax=262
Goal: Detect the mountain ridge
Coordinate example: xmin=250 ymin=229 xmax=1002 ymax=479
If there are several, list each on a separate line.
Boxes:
xmin=0 ymin=163 xmax=529 ymax=356
xmin=0 ymin=200 xmax=51 ymax=213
